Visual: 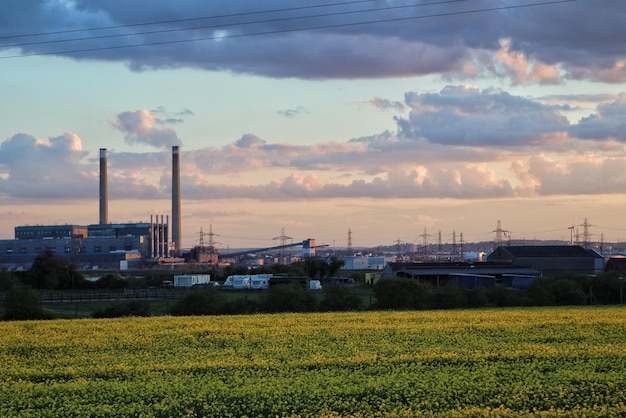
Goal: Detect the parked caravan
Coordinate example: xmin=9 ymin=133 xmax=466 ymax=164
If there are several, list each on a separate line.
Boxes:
xmin=250 ymin=274 xmax=272 ymax=289
xmin=223 ymin=274 xmax=273 ymax=289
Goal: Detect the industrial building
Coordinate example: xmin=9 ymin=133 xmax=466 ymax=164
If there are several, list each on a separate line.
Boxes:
xmin=486 ymin=245 xmax=604 ymax=276
xmin=340 ymin=255 xmax=396 ymax=270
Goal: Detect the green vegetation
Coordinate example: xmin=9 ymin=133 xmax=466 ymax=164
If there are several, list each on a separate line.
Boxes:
xmin=2 ymin=252 xmax=626 ymax=320
xmin=0 ymin=307 xmax=625 ymax=416
xmin=2 ymin=285 xmax=48 ymax=320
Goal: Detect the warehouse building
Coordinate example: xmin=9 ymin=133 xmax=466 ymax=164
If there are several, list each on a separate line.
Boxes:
xmin=486 ymin=245 xmax=604 ymax=276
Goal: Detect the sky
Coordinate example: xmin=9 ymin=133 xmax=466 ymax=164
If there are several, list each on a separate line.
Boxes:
xmin=2 ymin=0 xmax=626 ymax=251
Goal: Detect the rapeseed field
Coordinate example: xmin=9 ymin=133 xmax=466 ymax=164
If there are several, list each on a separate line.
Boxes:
xmin=1 ymin=307 xmax=625 ymax=417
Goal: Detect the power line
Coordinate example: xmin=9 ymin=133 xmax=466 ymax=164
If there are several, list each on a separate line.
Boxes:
xmin=0 ymin=0 xmax=578 ymax=60
xmin=0 ymin=0 xmax=471 ymax=40
xmin=0 ymin=0 xmax=476 ymax=49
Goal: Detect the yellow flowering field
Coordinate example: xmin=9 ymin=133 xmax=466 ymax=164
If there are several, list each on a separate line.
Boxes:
xmin=1 ymin=306 xmax=625 ymax=417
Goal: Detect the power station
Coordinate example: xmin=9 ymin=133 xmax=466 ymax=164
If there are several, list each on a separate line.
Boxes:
xmin=0 ymin=146 xmax=182 ymax=270
xmin=0 ymin=144 xmax=323 ymax=270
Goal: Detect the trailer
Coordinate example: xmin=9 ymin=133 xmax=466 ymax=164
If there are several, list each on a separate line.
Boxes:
xmin=250 ymin=274 xmax=272 ymax=289
xmin=173 ymin=274 xmax=212 ymax=287
xmin=224 ymin=274 xmax=272 ymax=289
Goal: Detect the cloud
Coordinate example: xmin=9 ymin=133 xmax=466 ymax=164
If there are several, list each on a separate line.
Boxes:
xmin=0 ymin=133 xmax=165 ymax=201
xmin=396 ymin=85 xmax=570 ymax=146
xmin=3 ymin=1 xmax=625 ymax=83
xmin=112 ymin=109 xmax=182 ymax=149
xmin=278 ymin=106 xmax=308 ymax=118
xmin=569 ymin=93 xmax=626 ymax=141
xmin=0 ymin=132 xmax=92 ymax=199
xmin=368 ymin=97 xmax=406 ymax=112
xmin=152 ymin=106 xmax=193 ymax=124
xmin=4 ymin=84 xmax=626 ymax=203
xmin=183 ymin=167 xmax=516 ymax=201
xmin=526 ymin=154 xmax=626 ymax=196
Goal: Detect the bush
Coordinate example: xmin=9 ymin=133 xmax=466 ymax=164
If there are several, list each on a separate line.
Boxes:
xmin=526 ymin=279 xmax=557 ymax=306
xmin=589 ymin=272 xmax=623 ymax=305
xmin=3 ymin=285 xmax=48 ymax=320
xmin=318 ymin=283 xmax=362 ymax=311
xmin=431 ymin=286 xmax=469 ymax=309
xmin=170 ymin=290 xmax=224 ymax=316
xmin=93 ymin=274 xmax=130 ymax=289
xmin=221 ymin=297 xmax=260 ymax=315
xmin=261 ymin=284 xmax=317 ymax=313
xmin=550 ymin=279 xmax=588 ymax=306
xmin=373 ymin=279 xmax=429 ymax=310
xmin=526 ymin=277 xmax=587 ymax=306
xmin=92 ymin=300 xmax=151 ymax=318
xmin=465 ymin=287 xmax=489 ymax=308
xmin=486 ymin=286 xmax=525 ymax=307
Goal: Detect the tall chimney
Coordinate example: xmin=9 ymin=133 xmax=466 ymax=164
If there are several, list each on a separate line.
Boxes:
xmin=99 ymin=148 xmax=109 ymax=225
xmin=171 ymin=146 xmax=181 ymax=254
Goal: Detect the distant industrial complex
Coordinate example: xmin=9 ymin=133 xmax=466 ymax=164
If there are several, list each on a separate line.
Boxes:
xmin=0 ymin=146 xmax=623 ymax=285
xmin=0 ymin=146 xmax=331 ymax=271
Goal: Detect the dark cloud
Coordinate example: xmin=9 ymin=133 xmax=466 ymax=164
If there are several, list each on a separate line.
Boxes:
xmin=2 ymin=0 xmax=624 ymax=82
xmin=397 ymin=86 xmax=570 ymax=146
xmin=569 ymin=93 xmax=626 ymax=141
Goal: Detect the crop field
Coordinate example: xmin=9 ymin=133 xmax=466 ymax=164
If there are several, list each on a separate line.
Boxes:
xmin=1 ymin=307 xmax=625 ymax=417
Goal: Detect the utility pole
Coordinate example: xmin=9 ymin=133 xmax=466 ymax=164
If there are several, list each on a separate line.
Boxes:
xmin=272 ymin=228 xmax=293 ymax=264
xmin=493 ymin=220 xmax=510 ymax=248
xmin=417 ymin=228 xmax=432 ymax=261
xmin=459 ymin=232 xmax=465 ymax=260
xmin=347 ymin=228 xmax=353 ymax=256
xmin=435 ymin=230 xmax=443 ymax=261
xmin=452 ymin=230 xmax=457 ymax=259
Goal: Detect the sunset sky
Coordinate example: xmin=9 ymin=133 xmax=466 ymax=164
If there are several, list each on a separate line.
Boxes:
xmin=2 ymin=0 xmax=626 ymax=251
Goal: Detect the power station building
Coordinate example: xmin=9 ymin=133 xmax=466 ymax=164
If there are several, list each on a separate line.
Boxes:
xmin=0 ymin=220 xmax=171 ymax=270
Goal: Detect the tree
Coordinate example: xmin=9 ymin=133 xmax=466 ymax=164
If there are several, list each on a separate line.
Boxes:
xmin=26 ymin=248 xmax=84 ymax=290
xmin=0 ymin=268 xmax=19 ymax=291
xmin=303 ymin=256 xmax=346 ymax=279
